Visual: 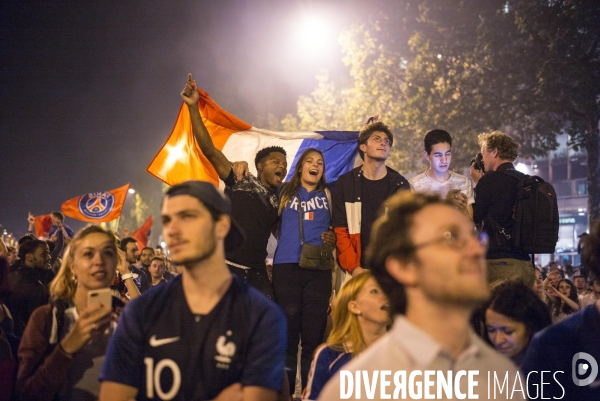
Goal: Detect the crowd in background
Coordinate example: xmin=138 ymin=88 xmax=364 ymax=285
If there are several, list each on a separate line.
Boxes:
xmin=0 ymin=83 xmax=598 ymax=400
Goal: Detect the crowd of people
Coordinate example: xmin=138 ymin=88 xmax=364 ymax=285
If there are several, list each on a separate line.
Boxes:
xmin=0 ymin=74 xmax=598 ymax=400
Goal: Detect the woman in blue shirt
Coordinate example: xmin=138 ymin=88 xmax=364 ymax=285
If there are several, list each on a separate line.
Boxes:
xmin=272 ymin=148 xmax=334 ymax=396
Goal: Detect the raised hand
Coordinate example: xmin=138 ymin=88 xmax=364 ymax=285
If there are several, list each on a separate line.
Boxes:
xmin=470 ymin=161 xmax=484 ymax=185
xmin=116 ymin=248 xmax=129 ymax=275
xmin=181 ymin=73 xmax=200 ymax=106
xmin=232 ymin=161 xmax=249 ymax=182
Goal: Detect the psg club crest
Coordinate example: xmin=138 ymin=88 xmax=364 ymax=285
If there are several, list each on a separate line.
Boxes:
xmin=78 ymin=191 xmax=116 ymax=219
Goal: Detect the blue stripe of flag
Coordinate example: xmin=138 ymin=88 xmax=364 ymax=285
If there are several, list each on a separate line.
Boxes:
xmin=285 ymin=131 xmax=359 ymax=184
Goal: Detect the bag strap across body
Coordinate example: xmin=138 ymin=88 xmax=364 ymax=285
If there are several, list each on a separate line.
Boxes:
xmin=298 ymin=195 xmax=306 ymax=245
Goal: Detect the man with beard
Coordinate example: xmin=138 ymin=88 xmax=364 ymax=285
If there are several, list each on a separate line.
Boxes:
xmin=332 ymin=120 xmax=410 ymax=278
xmin=7 ymin=239 xmax=54 ymax=337
xmin=100 ymin=181 xmax=286 ymax=401
xmin=319 ymin=192 xmax=523 ymax=400
xmin=119 ymin=237 xmax=149 ymax=293
xmin=138 ymin=246 xmax=173 ymax=282
xmin=181 ymin=74 xmax=287 ymax=298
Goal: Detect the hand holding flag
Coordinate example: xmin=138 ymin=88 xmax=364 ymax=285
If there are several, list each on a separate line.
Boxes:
xmin=147 ymin=75 xmax=360 ymax=187
xmin=181 ymin=73 xmax=200 ymax=105
xmin=31 ymin=214 xmax=52 ymax=238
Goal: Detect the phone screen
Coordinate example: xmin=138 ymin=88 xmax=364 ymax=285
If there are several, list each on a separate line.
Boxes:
xmin=88 ymin=288 xmax=112 ymax=309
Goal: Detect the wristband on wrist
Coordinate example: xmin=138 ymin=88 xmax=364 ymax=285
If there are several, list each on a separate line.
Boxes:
xmin=121 ymin=272 xmax=138 ymax=281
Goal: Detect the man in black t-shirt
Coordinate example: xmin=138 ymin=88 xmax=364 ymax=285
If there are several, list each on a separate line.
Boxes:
xmin=332 ymin=120 xmax=410 ymax=277
xmin=100 ymin=181 xmax=286 ymax=401
xmin=181 ymin=74 xmax=287 ymax=298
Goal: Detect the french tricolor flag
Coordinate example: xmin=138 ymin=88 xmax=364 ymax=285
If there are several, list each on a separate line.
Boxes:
xmin=147 ymin=88 xmax=359 ymax=187
xmin=304 ymin=212 xmax=314 ymax=221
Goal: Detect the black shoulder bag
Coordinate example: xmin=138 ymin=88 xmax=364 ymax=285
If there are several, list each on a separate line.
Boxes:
xmin=298 ymin=196 xmax=334 ymax=271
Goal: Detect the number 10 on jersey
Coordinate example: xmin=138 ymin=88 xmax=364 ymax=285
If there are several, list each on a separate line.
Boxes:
xmin=144 ymin=357 xmax=182 ymax=400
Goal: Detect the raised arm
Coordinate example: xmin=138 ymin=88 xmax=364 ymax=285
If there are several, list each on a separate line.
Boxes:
xmin=117 ymin=249 xmax=140 ymax=300
xmin=181 ymin=73 xmax=232 ymax=181
xmin=27 ymin=212 xmax=35 ymax=234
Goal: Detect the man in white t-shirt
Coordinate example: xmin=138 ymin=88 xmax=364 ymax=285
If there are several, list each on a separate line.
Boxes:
xmin=409 ymin=129 xmax=474 ymax=217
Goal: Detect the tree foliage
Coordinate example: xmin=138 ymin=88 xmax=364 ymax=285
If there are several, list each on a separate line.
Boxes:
xmin=285 ymin=0 xmax=600 ymax=221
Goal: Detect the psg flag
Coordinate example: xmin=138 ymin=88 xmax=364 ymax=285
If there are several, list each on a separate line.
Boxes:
xmin=61 ymin=183 xmax=130 ymax=223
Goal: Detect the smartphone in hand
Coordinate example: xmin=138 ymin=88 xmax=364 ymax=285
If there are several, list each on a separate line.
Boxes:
xmin=88 ymin=288 xmax=112 ymax=310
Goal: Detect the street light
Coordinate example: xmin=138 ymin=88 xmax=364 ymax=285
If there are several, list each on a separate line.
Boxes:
xmin=294 ymin=13 xmax=334 ymax=54
xmin=128 ymin=188 xmax=136 ymax=194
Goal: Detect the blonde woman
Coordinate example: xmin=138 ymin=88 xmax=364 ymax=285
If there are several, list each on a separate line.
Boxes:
xmin=16 ymin=225 xmax=139 ymax=401
xmin=302 ymin=271 xmax=390 ymax=400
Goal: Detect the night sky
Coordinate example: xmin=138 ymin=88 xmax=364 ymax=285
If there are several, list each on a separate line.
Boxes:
xmin=1 ymin=0 xmax=391 ymax=237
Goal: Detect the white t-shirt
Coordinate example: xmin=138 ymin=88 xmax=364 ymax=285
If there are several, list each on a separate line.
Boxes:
xmin=409 ymin=171 xmax=475 ymax=204
xmin=580 ymin=293 xmax=599 ymax=309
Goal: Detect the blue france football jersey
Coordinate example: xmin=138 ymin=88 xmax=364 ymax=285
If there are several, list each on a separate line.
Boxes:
xmin=274 ymin=187 xmax=332 ymax=264
xmin=100 ymin=274 xmax=286 ymax=400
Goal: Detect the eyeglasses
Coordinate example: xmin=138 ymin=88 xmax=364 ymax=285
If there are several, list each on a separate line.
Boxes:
xmin=369 ymin=135 xmax=391 ymax=145
xmin=413 ymin=228 xmax=489 ymax=251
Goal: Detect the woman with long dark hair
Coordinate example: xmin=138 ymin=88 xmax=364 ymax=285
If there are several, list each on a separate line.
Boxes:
xmin=272 ymin=148 xmax=335 ymax=397
xmin=547 ymin=278 xmax=580 ymax=323
xmin=483 ymin=281 xmax=551 ymax=367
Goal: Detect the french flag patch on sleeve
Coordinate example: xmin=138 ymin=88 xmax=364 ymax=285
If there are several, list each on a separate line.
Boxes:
xmin=304 ymin=212 xmax=314 ymax=221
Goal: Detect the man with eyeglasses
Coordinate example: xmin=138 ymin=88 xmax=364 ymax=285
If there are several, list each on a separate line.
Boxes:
xmin=318 ymin=191 xmax=523 ymax=401
xmin=332 ymin=120 xmax=410 ymax=278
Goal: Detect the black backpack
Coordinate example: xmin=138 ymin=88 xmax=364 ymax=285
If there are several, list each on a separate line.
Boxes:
xmin=502 ymin=170 xmax=559 ymax=254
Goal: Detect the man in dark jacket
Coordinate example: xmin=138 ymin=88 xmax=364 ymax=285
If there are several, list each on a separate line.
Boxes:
xmin=7 ymin=239 xmax=54 ymax=337
xmin=470 ymin=130 xmax=533 ymax=287
xmin=332 ymin=120 xmax=410 ymax=277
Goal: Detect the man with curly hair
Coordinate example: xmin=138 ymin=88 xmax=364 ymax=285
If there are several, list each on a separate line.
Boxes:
xmin=470 ymin=131 xmax=533 ymax=287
